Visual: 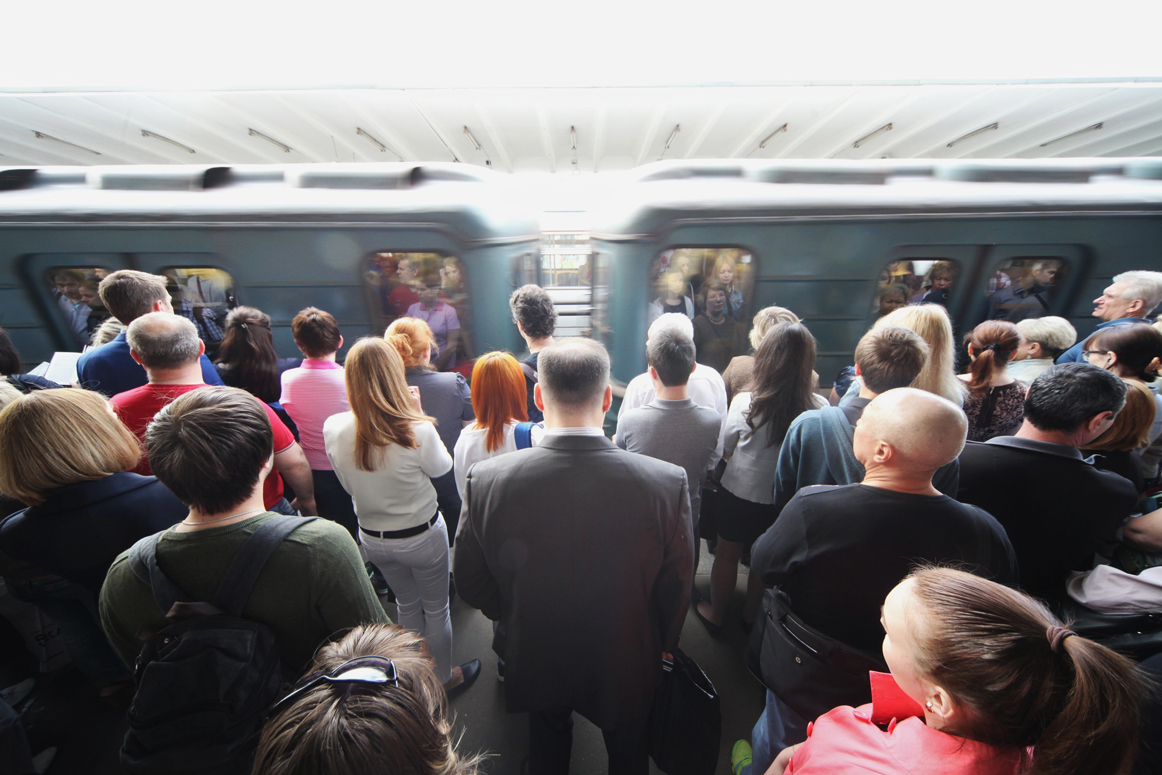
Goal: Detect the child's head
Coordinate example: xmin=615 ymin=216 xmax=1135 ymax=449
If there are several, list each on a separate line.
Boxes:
xmin=883 ymin=567 xmax=1141 ymax=775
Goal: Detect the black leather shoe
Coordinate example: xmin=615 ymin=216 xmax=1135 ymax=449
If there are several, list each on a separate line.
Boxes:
xmin=694 ymin=605 xmax=724 ymax=639
xmin=446 ymin=659 xmax=481 ymax=700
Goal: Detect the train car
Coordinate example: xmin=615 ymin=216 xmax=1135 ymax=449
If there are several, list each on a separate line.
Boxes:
xmin=0 ymin=164 xmax=540 ymax=372
xmin=589 ymin=159 xmax=1162 ymax=389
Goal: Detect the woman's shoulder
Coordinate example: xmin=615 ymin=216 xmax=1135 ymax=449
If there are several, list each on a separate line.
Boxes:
xmin=323 ymin=411 xmax=355 ymax=433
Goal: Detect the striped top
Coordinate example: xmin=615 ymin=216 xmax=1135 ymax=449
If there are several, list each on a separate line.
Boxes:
xmin=280 ymin=359 xmax=349 ymax=470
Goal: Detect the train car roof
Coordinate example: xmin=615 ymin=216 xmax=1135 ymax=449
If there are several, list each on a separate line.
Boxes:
xmin=0 ymin=163 xmax=539 ymax=244
xmin=588 ymin=159 xmax=1162 ymax=239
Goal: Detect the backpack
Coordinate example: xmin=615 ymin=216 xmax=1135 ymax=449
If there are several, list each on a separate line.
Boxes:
xmin=515 ymin=421 xmax=542 ymax=450
xmin=121 ymin=515 xmax=317 ymax=775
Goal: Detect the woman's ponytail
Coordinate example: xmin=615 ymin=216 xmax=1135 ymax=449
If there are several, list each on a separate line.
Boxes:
xmin=965 ymin=320 xmax=1021 ymax=396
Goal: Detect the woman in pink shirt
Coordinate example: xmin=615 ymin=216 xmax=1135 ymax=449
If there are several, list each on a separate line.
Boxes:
xmin=279 ymin=307 xmax=356 ymax=538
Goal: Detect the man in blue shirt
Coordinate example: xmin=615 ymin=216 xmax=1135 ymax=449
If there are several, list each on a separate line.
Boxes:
xmin=77 ymin=270 xmax=223 ymax=397
xmin=1057 ymin=270 xmax=1162 ymax=364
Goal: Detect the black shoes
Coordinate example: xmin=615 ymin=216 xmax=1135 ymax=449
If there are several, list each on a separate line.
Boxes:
xmin=446 ymin=659 xmax=481 ymax=700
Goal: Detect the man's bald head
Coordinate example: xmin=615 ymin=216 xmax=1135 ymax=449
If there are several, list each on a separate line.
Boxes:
xmin=127 ymin=312 xmax=202 ymax=370
xmin=854 ymin=388 xmax=968 ymax=473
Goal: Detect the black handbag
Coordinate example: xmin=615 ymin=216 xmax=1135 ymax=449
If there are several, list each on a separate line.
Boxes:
xmin=745 ymin=588 xmax=887 ymax=722
xmin=648 ymin=649 xmax=721 ymax=775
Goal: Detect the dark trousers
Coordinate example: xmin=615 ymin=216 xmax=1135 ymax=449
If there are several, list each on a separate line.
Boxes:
xmin=0 ymin=699 xmax=34 ymax=775
xmin=432 ymin=471 xmax=462 ymax=547
xmin=312 ymin=469 xmax=358 ymax=541
xmin=528 ymin=707 xmax=649 ymax=775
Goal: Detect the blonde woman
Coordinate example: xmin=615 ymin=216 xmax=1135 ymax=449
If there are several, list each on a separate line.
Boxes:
xmin=840 ymin=305 xmax=967 ymax=407
xmin=323 ymin=338 xmax=479 ymax=696
xmin=714 ymin=254 xmax=744 ymax=319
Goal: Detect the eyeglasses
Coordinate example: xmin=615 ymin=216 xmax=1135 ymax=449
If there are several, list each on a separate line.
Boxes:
xmin=1083 ymin=350 xmax=1111 ymax=358
xmin=267 ymin=655 xmax=398 ymax=718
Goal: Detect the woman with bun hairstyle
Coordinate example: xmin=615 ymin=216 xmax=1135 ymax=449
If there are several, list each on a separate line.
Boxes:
xmin=768 ymin=566 xmax=1142 ymax=775
xmin=958 ymin=320 xmax=1025 ymax=442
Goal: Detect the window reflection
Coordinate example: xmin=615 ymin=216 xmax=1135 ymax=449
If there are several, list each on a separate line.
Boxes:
xmin=984 ymin=258 xmax=1065 ymax=323
xmin=46 ymin=267 xmax=112 ymax=349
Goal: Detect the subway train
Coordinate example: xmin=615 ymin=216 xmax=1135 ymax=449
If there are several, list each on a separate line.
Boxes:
xmin=4 ymin=159 xmax=1162 ymax=398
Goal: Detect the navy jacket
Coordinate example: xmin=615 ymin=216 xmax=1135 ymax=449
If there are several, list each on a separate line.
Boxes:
xmin=0 ymin=472 xmax=186 ymax=592
xmin=77 ymin=331 xmax=223 ymax=397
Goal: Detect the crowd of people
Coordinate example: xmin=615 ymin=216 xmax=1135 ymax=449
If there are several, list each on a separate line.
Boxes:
xmin=1 ymin=266 xmax=1162 ymax=775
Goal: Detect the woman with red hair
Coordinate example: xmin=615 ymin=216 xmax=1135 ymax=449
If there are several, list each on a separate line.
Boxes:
xmin=452 ymin=351 xmax=543 ymax=502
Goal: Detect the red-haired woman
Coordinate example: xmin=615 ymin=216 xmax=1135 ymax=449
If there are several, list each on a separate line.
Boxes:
xmin=452 ymin=351 xmax=543 ymax=502
xmin=958 ymin=321 xmax=1025 ymax=442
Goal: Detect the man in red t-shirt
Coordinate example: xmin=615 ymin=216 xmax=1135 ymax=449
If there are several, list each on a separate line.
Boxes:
xmin=387 ymin=256 xmax=422 ymax=318
xmin=111 ymin=312 xmax=317 ymax=515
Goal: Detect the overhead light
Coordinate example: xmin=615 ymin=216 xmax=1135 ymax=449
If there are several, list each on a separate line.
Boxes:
xmin=570 ymin=126 xmax=577 ymax=151
xmin=248 ymin=128 xmax=292 ymax=153
xmin=759 ymin=124 xmax=788 ymax=149
xmin=32 ymin=131 xmax=101 ymax=155
xmin=946 ymin=123 xmax=999 ymax=148
xmin=1040 ymin=122 xmax=1103 ymax=148
xmin=463 ymin=126 xmax=482 ymax=151
xmin=140 ymin=129 xmax=195 ymax=154
xmin=664 ymin=124 xmax=681 ymax=150
xmin=356 ymin=127 xmax=387 ymax=153
xmin=853 ymin=123 xmax=893 ymax=149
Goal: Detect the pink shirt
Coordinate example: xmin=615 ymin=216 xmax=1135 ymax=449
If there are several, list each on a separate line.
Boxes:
xmin=280 ymin=360 xmax=349 ymax=470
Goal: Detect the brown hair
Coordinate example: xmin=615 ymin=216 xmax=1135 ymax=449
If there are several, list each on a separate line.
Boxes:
xmin=145 ymin=387 xmax=272 ymax=514
xmin=907 ymin=566 xmax=1142 ymax=775
xmin=97 ymin=270 xmax=171 ymax=324
xmin=1083 ymin=378 xmax=1157 ymax=452
xmin=344 ymin=338 xmax=433 ymax=471
xmin=746 ymin=322 xmax=818 ymax=446
xmin=469 ymin=352 xmax=527 ymax=453
xmin=216 ymin=306 xmax=280 ymax=404
xmin=385 ymin=318 xmax=436 ymax=371
xmin=291 ymin=307 xmax=342 ymax=359
xmin=964 ymin=320 xmax=1022 ymax=396
xmin=253 ymin=623 xmax=481 ymax=775
xmin=0 ymin=328 xmax=21 ymax=375
xmin=1088 ymin=324 xmax=1162 ymax=383
xmin=0 ymin=389 xmax=141 ymax=505
xmin=855 ymin=325 xmax=929 ymax=394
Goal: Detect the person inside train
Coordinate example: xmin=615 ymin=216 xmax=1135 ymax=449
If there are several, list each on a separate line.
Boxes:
xmin=875 ymin=283 xmax=909 ymax=319
xmin=388 ymin=256 xmax=423 ymax=319
xmin=648 ymin=270 xmax=696 ymax=323
xmin=407 ymin=283 xmax=462 ymax=372
xmin=324 ymin=337 xmax=479 ymax=696
xmin=279 ymin=307 xmax=357 ymax=540
xmin=99 ymin=386 xmax=388 ymax=675
xmin=839 ymin=304 xmax=966 ymax=408
xmin=722 ymin=306 xmax=801 ymax=405
xmin=1057 ymin=270 xmax=1162 ymax=363
xmin=77 ymin=279 xmax=110 ymax=340
xmin=385 ymin=317 xmax=473 ymax=543
xmin=987 ymin=259 xmax=1060 ymax=323
xmin=510 ymin=284 xmax=558 ymax=424
xmin=693 ymin=281 xmax=748 ymax=374
xmin=908 ymin=261 xmax=955 ymax=307
xmin=773 ymin=325 xmax=959 ymax=516
xmin=1006 ymin=315 xmax=1076 ymax=383
xmin=214 ymin=306 xmax=302 ymax=405
xmin=742 ymin=388 xmax=1016 ymax=773
xmin=760 ymin=567 xmax=1141 ymax=775
xmin=957 ymin=363 xmax=1138 ymax=599
xmin=958 ymin=321 xmax=1026 ymax=442
xmin=453 ymin=351 xmax=542 ymax=503
xmin=713 ymin=255 xmax=745 ymax=320
xmin=253 ymin=623 xmax=483 ymax=775
xmin=439 ymin=256 xmax=474 ymax=363
xmin=110 ymin=312 xmax=317 ymax=517
xmin=76 ymin=269 xmax=224 ymax=397
xmin=49 ymin=268 xmax=91 ymax=348
xmin=0 ymin=328 xmax=60 ymax=393
xmin=696 ymin=322 xmax=828 ymax=638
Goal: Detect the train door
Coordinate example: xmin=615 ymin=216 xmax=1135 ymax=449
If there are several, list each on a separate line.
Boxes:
xmin=23 ymin=252 xmax=135 ymax=352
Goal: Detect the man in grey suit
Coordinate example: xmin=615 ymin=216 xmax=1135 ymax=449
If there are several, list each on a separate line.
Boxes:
xmin=454 ymin=338 xmax=694 ymax=775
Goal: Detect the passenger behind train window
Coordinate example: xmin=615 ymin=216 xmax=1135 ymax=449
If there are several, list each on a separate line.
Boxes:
xmin=985 ymin=258 xmax=1064 ymax=323
xmin=160 ymin=267 xmax=237 ymax=360
xmin=909 ymin=261 xmax=957 ymax=306
xmin=45 ymin=267 xmax=113 ymax=349
xmin=364 ymin=252 xmax=471 ymax=373
xmin=649 ymin=248 xmax=755 ymax=329
xmin=875 ymin=260 xmax=958 ymax=317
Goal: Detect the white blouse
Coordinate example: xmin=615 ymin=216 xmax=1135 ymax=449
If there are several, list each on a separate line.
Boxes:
xmin=453 ymin=420 xmax=545 ymax=501
xmin=323 ymin=413 xmax=453 ymax=532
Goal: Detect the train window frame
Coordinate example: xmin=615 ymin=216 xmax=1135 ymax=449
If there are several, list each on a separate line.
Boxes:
xmin=874 ymin=246 xmax=980 ymax=324
xmin=649 ymin=244 xmax=760 ymax=325
xmin=973 ymin=244 xmax=1087 ymax=329
xmin=41 ymin=263 xmax=119 ymax=351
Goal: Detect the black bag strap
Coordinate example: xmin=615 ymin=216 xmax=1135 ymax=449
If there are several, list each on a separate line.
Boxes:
xmin=213 ymin=516 xmax=317 ymax=616
xmin=520 ymin=361 xmax=538 ymax=384
xmin=128 ymin=532 xmax=188 ymax=616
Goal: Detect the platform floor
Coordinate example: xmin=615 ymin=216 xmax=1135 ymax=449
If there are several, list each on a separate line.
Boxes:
xmin=17 ymin=541 xmax=767 ymax=775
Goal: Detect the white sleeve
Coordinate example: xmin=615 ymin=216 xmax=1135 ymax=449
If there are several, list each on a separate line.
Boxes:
xmin=453 ymin=432 xmax=471 ymax=502
xmin=418 ymin=422 xmax=453 ymax=478
xmin=617 ymin=374 xmax=650 ymax=420
xmin=723 ymin=393 xmax=749 ymax=459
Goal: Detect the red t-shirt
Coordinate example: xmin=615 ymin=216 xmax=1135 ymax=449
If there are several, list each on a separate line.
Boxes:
xmin=111 ymin=383 xmax=295 ymax=509
xmin=388 ymin=284 xmax=420 ymax=318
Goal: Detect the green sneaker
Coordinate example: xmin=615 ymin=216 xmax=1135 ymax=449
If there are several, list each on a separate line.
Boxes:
xmin=731 ymin=739 xmax=753 ymax=775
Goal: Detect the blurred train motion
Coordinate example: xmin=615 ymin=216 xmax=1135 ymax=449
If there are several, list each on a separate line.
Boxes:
xmin=3 ymin=158 xmax=1162 ymax=394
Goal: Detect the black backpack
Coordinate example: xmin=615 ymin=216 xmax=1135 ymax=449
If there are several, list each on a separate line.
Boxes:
xmin=121 ymin=515 xmax=316 ymax=775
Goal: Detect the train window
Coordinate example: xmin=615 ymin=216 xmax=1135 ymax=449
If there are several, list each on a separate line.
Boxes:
xmin=160 ymin=268 xmax=238 ymax=360
xmin=44 ymin=266 xmax=114 ymax=349
xmin=874 ymin=259 xmax=960 ymax=318
xmin=363 ymin=252 xmax=472 ymax=372
xmin=982 ymin=257 xmax=1066 ymax=323
xmin=648 ymin=248 xmax=756 ymax=374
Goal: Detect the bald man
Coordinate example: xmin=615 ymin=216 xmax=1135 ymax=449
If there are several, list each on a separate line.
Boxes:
xmin=743 ymin=388 xmax=1016 ymax=773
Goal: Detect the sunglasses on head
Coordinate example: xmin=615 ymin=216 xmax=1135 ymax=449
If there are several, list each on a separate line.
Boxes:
xmin=268 ymin=655 xmax=399 ymax=718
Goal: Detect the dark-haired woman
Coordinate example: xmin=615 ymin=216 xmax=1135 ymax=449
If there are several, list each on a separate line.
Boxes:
xmin=957 ymin=321 xmax=1025 ymax=442
xmin=766 ymin=567 xmax=1141 ymax=775
xmin=0 ymin=328 xmax=60 ymax=393
xmin=696 ymin=322 xmax=826 ymax=636
xmin=214 ymin=306 xmax=302 ymax=438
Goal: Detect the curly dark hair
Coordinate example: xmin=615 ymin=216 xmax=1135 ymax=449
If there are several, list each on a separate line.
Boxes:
xmin=509 ymin=285 xmax=557 ymax=340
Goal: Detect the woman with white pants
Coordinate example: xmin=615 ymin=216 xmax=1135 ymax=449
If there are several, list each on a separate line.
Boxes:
xmin=324 ymin=336 xmax=480 ymax=695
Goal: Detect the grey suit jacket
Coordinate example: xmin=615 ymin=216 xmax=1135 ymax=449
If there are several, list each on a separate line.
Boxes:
xmin=454 ymin=433 xmax=693 ymax=729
